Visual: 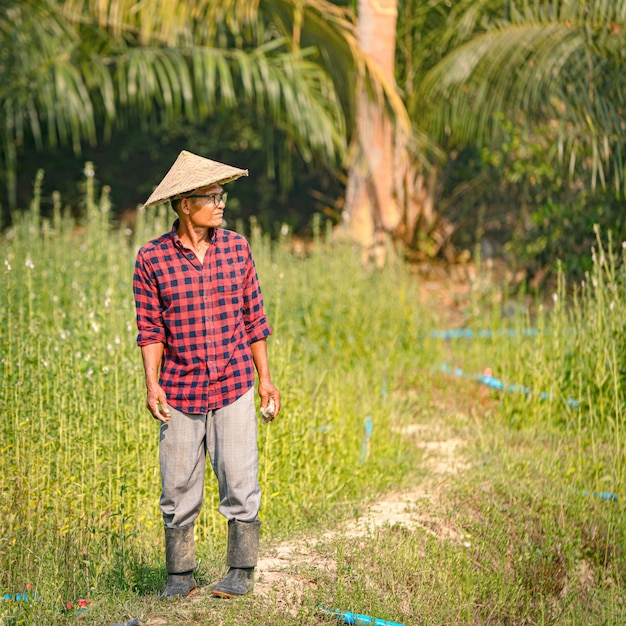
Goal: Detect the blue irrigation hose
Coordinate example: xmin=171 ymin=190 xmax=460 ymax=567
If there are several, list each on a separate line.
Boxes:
xmin=572 ymin=488 xmax=618 ymax=502
xmin=3 ymin=593 xmax=31 ymax=602
xmin=439 ymin=363 xmax=581 ymax=408
xmin=430 ymin=328 xmax=538 ymax=340
xmin=320 ymin=607 xmax=405 ymax=626
xmin=360 ymin=414 xmax=373 ymax=462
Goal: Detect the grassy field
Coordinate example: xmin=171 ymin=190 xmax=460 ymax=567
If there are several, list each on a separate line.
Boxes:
xmin=1 ymin=169 xmax=625 ymax=624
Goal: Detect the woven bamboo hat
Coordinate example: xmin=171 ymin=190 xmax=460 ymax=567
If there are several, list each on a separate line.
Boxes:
xmin=143 ymin=150 xmax=248 ymax=208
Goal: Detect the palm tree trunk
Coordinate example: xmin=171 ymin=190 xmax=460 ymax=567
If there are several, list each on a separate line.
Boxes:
xmin=341 ymin=0 xmax=400 ymax=265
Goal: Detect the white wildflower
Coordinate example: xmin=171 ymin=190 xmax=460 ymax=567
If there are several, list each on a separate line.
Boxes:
xmin=25 ymin=258 xmax=35 ymax=270
xmin=86 ymin=368 xmax=94 ymax=378
xmin=552 ymin=293 xmax=558 ymax=303
xmin=4 ymin=259 xmax=10 ymax=271
xmin=91 ymin=321 xmax=100 ymax=333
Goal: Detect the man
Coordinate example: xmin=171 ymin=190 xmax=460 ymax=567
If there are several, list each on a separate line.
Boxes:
xmin=133 ymin=150 xmax=281 ymax=599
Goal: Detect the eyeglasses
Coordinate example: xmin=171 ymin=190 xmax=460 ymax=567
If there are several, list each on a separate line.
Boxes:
xmin=185 ymin=192 xmax=228 ymax=206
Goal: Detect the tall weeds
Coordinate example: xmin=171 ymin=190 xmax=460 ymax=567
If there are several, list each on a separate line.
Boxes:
xmin=0 ymin=169 xmax=429 ymax=621
xmin=2 ymin=166 xmax=623 ymax=624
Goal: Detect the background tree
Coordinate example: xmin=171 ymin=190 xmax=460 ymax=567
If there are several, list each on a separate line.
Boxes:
xmin=339 ymin=0 xmax=402 ymax=266
xmin=336 ymin=0 xmax=626 ymax=271
xmin=1 ymin=0 xmax=398 ymax=222
xmin=407 ymin=0 xmax=626 ymax=274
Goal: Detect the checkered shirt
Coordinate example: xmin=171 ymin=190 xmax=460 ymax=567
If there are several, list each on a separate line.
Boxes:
xmin=133 ymin=222 xmax=272 ymax=413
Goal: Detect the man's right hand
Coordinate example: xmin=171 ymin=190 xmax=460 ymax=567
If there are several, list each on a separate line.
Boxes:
xmin=146 ymin=384 xmax=171 ymax=422
xmin=141 ymin=344 xmax=170 ymax=422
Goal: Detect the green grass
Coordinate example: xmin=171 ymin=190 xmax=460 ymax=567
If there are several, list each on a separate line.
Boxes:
xmin=0 ymin=168 xmax=625 ymax=624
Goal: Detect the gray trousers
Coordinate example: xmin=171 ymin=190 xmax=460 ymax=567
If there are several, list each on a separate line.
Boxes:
xmin=159 ymin=388 xmax=261 ymax=529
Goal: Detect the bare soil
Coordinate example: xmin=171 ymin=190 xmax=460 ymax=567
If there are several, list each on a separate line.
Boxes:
xmin=254 ymin=423 xmax=470 ymax=602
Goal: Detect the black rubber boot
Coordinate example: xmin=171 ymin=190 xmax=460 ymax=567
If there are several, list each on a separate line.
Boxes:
xmin=210 ymin=519 xmax=261 ymax=598
xmin=161 ymin=525 xmax=197 ymax=599
xmin=162 ymin=571 xmax=196 ymax=598
xmin=210 ymin=567 xmax=255 ymax=598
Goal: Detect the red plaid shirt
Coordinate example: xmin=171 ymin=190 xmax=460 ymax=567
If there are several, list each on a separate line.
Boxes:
xmin=133 ymin=222 xmax=272 ymax=413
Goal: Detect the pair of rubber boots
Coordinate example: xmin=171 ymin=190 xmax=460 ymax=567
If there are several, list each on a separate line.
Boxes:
xmin=161 ymin=519 xmax=260 ymax=599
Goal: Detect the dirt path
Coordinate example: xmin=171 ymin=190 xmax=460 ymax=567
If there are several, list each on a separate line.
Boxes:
xmin=254 ymin=424 xmax=470 ymax=601
xmin=143 ymin=420 xmax=469 ymax=626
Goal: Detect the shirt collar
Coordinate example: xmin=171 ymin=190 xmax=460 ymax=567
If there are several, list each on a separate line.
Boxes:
xmin=170 ymin=219 xmax=217 ymax=251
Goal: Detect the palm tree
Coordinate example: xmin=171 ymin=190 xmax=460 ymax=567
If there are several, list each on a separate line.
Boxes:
xmin=1 ymin=0 xmax=405 ymax=210
xmin=419 ymin=0 xmax=625 ymax=181
xmin=339 ymin=0 xmax=402 ymax=265
xmin=336 ymin=0 xmax=626 ymax=262
xmin=400 ymin=0 xmax=626 ymax=255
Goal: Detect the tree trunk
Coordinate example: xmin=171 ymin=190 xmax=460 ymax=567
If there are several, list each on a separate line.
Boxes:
xmin=341 ymin=0 xmax=454 ymax=266
xmin=340 ymin=0 xmax=400 ymax=266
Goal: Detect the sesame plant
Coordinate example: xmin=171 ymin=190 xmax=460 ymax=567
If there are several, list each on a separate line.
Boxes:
xmin=0 ymin=167 xmax=431 ymax=624
xmin=1 ymin=166 xmax=625 ymax=625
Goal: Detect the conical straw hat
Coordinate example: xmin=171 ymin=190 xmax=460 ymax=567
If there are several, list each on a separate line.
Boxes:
xmin=143 ymin=150 xmax=248 ymax=208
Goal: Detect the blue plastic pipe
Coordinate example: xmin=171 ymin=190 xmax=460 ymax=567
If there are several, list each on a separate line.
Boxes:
xmin=320 ymin=606 xmax=405 ymax=626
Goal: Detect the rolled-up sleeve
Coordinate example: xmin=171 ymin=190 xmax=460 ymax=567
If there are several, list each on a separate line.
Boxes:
xmin=242 ymin=249 xmax=273 ymax=343
xmin=133 ymin=251 xmax=166 ymax=346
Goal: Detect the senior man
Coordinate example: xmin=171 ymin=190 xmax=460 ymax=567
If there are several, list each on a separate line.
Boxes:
xmin=133 ymin=150 xmax=281 ymax=599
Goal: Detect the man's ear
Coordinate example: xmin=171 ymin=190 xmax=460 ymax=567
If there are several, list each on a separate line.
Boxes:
xmin=179 ymin=197 xmax=190 ymax=215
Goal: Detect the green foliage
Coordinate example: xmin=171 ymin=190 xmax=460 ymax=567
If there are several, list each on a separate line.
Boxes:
xmin=2 ymin=162 xmax=625 ymax=623
xmin=389 ymin=0 xmax=626 ymax=273
xmin=11 ymin=112 xmax=344 ymax=238
xmin=443 ymin=115 xmax=626 ymax=280
xmin=417 ymin=0 xmax=626 ymax=194
xmin=0 ymin=0 xmax=359 ymax=210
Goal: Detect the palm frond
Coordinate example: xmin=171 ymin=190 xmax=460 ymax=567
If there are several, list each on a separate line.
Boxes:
xmin=417 ymin=0 xmax=626 ymax=191
xmin=262 ymin=0 xmax=410 ymax=136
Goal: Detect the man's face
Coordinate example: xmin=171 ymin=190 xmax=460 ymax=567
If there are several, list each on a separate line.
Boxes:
xmin=184 ymin=184 xmax=226 ymax=229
